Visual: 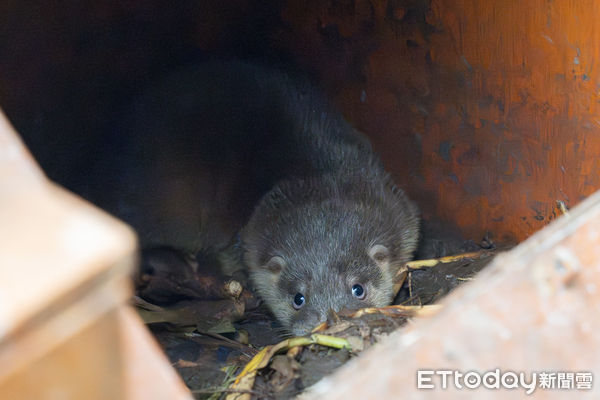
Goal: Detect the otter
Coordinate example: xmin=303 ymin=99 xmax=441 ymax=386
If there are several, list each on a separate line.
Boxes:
xmin=243 ymin=173 xmax=420 ymax=335
xmin=90 ymin=61 xmax=420 ymax=335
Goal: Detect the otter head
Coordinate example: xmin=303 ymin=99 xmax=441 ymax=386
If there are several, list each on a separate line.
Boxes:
xmin=241 ymin=178 xmax=419 ymax=336
xmin=247 ymin=243 xmax=399 ymax=335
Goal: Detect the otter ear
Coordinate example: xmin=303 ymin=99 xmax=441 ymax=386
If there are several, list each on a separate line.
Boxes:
xmin=263 ymin=256 xmax=286 ymax=274
xmin=368 ymin=244 xmax=390 ymax=268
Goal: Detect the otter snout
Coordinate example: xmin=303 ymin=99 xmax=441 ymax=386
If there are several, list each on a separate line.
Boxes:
xmin=290 ymin=306 xmax=344 ymax=336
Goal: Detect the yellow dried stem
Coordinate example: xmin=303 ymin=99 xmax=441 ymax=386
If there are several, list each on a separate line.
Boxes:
xmin=405 ymin=251 xmax=492 ymax=270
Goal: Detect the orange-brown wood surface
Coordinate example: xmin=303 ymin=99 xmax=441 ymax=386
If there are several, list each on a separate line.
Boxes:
xmin=277 ymin=0 xmax=600 ymax=243
xmin=1 ymin=1 xmax=599 ymax=243
xmin=0 ymin=109 xmax=193 ymax=399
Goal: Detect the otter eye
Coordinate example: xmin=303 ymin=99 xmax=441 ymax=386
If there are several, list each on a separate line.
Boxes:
xmin=293 ymin=293 xmax=305 ymax=309
xmin=351 ymin=284 xmax=366 ymax=300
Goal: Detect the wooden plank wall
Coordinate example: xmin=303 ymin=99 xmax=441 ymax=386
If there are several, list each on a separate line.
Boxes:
xmin=2 ymin=0 xmax=599 ymax=244
xmin=278 ymin=0 xmax=600 ymax=243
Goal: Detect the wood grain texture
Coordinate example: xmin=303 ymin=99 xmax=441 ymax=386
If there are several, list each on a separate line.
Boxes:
xmin=277 ymin=0 xmax=600 ymax=243
xmin=1 ymin=0 xmax=599 ymax=243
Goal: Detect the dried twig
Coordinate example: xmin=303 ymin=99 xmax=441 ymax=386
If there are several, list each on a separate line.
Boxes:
xmin=188 ymin=331 xmax=257 ymax=353
xmin=192 ymin=387 xmax=261 ymax=395
xmin=405 ymin=250 xmax=493 ymax=270
xmin=350 ymin=304 xmax=442 ymax=319
xmin=226 ymin=334 xmax=351 ymax=400
xmin=557 ymin=200 xmax=569 ymax=216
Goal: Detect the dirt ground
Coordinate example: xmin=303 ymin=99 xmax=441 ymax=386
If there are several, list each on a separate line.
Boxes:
xmin=134 ymin=218 xmax=503 ymax=399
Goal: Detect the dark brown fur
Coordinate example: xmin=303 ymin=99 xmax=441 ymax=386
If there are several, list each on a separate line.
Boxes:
xmin=92 ymin=61 xmax=420 ymax=335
